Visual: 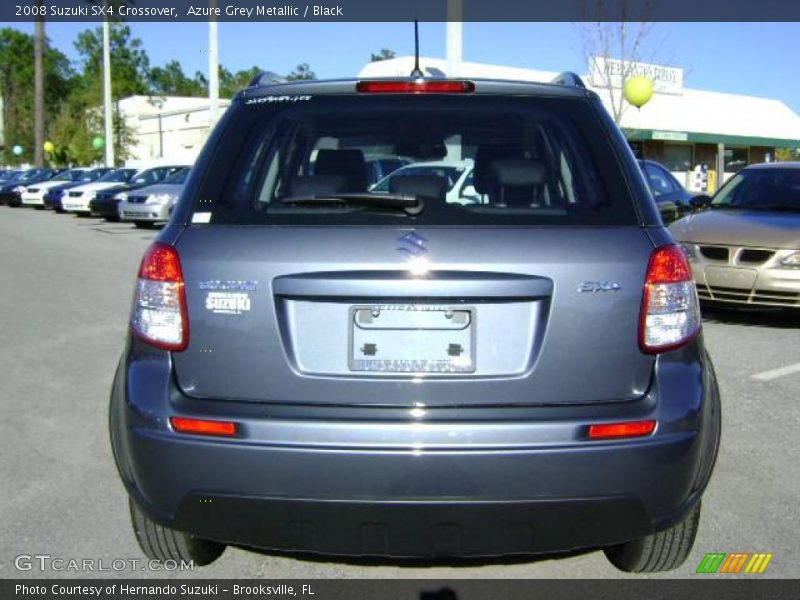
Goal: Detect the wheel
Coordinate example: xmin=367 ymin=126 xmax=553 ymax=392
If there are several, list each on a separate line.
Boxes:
xmin=134 ymin=221 xmax=154 ymax=229
xmin=128 ymin=497 xmax=225 ymax=566
xmin=604 ymin=502 xmax=701 ymax=573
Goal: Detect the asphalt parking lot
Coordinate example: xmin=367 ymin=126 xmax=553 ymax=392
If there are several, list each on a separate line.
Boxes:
xmin=0 ymin=206 xmax=798 ymax=580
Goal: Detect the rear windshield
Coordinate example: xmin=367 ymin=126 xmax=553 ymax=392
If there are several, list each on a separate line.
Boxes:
xmin=190 ymin=95 xmax=637 ymax=226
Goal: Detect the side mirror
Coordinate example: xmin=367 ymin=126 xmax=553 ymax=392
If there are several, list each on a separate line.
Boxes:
xmin=690 ymin=194 xmax=712 ymax=209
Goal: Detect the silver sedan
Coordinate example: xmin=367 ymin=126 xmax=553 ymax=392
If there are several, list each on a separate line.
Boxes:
xmin=669 ymin=162 xmax=800 ymax=309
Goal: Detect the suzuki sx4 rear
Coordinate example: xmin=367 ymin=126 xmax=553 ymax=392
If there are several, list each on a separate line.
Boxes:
xmin=110 ymin=77 xmax=720 ymax=572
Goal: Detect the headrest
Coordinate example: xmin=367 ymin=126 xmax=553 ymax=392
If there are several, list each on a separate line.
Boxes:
xmin=314 ymin=149 xmax=366 ymax=175
xmin=489 ymin=159 xmax=546 ymax=188
xmin=388 ymin=175 xmax=448 ymax=200
xmin=473 ymin=143 xmax=524 ymax=193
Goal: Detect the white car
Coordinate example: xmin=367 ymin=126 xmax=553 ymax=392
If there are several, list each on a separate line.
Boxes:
xmin=62 ymin=168 xmax=138 ymax=213
xmin=118 ymin=167 xmax=190 ymax=228
xmin=370 ymin=159 xmax=481 ymax=204
xmin=21 ymin=168 xmax=88 ymax=207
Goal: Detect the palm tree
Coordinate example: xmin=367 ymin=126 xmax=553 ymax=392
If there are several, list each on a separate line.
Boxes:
xmin=34 ymin=0 xmax=45 ymax=166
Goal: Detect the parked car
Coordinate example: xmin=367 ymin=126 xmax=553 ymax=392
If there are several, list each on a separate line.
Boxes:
xmin=670 ymin=162 xmax=800 ymax=309
xmin=62 ymin=169 xmax=138 ymax=214
xmin=371 ymin=159 xmax=480 ymax=204
xmin=0 ymin=169 xmax=23 ymax=185
xmin=118 ymin=167 xmax=190 ymax=227
xmin=365 ymin=155 xmax=412 ymax=186
xmin=111 ymin=75 xmax=720 ymax=573
xmin=90 ymin=165 xmax=187 ymax=221
xmin=1 ymin=168 xmax=64 ymax=206
xmin=43 ymin=168 xmax=116 ymax=213
xmin=21 ymin=168 xmax=87 ymax=208
xmin=638 ymin=159 xmax=694 ymax=223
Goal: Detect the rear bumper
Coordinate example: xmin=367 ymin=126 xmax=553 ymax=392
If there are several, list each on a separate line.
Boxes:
xmin=111 ymin=339 xmax=720 ymax=558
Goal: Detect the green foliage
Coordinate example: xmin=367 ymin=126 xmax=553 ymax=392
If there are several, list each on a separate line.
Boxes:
xmin=370 ymin=48 xmax=396 ymax=62
xmin=0 ymin=27 xmax=73 ymax=164
xmin=286 ymin=63 xmax=316 ymax=81
xmin=148 ymin=60 xmax=205 ymax=97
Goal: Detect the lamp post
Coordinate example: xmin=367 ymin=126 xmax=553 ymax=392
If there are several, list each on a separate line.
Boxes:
xmin=102 ymin=16 xmax=114 ymax=166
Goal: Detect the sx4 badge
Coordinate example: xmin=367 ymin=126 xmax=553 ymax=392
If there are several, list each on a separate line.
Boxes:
xmin=205 ymin=292 xmax=251 ymax=315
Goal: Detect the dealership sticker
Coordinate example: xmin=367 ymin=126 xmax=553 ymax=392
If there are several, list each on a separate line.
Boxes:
xmin=205 ymin=292 xmax=251 ymax=315
xmin=192 ymin=212 xmax=212 ymax=223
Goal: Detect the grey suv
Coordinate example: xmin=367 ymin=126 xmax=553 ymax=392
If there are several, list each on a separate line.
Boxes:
xmin=110 ymin=75 xmax=720 ymax=573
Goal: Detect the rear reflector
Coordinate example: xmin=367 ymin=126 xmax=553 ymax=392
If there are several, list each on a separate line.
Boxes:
xmin=588 ymin=420 xmax=656 ymax=440
xmin=170 ymin=417 xmax=238 ymax=437
xmin=640 ymin=245 xmax=701 ymax=353
xmin=356 ymin=80 xmax=476 ymax=94
xmin=131 ymin=243 xmax=189 ymax=351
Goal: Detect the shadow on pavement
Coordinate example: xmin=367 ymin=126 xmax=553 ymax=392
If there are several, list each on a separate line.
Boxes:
xmin=701 ymin=304 xmax=800 ymax=329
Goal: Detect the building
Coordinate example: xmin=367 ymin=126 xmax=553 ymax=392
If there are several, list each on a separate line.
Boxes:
xmin=359 ymin=56 xmax=800 ymax=192
xmin=116 ymin=95 xmax=230 ymax=168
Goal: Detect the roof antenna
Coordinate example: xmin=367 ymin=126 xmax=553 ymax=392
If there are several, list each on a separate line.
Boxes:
xmin=410 ymin=20 xmax=424 ymax=79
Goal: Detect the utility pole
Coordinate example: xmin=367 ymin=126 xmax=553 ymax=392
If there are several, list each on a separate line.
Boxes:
xmin=34 ymin=2 xmax=45 ymax=166
xmin=208 ymin=0 xmax=219 ymax=125
xmin=446 ymin=0 xmax=463 ymax=77
xmin=102 ymin=17 xmax=114 ymax=166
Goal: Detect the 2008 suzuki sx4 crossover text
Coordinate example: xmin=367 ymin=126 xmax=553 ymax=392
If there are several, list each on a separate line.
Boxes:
xmin=110 ymin=75 xmax=720 ymax=573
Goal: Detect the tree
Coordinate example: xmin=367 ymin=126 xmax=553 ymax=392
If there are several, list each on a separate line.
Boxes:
xmin=370 ymin=48 xmax=396 ymax=62
xmin=286 ymin=63 xmax=316 ymax=81
xmin=0 ymin=28 xmax=72 ymax=164
xmin=576 ymin=0 xmax=661 ymax=125
xmin=73 ymin=23 xmax=150 ymax=98
xmin=148 ymin=60 xmax=205 ymax=97
xmin=193 ymin=65 xmax=261 ymax=97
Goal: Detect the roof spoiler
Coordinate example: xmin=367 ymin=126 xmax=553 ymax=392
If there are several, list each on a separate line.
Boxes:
xmin=248 ymin=71 xmax=288 ymax=88
xmin=551 ymin=72 xmax=586 ymax=89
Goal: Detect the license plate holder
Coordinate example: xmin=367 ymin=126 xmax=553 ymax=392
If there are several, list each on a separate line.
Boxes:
xmin=349 ymin=304 xmax=475 ymax=373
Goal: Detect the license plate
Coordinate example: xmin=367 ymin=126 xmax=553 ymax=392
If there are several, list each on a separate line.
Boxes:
xmin=704 ymin=266 xmax=757 ymax=290
xmin=349 ymin=304 xmax=475 ymax=373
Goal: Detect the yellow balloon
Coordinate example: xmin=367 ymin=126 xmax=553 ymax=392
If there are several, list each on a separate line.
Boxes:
xmin=624 ymin=76 xmax=654 ymax=108
xmin=43 ymin=141 xmax=55 ymax=153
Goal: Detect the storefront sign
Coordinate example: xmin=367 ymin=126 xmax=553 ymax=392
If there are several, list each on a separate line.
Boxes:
xmin=652 ymin=130 xmax=689 ymax=142
xmin=590 ymin=57 xmax=684 ymax=94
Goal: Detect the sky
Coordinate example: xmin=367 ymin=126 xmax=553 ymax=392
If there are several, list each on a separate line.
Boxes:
xmin=4 ymin=21 xmax=800 ymax=113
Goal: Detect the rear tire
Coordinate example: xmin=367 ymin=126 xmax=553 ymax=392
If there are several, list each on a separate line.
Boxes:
xmin=604 ymin=502 xmax=701 ymax=573
xmin=128 ymin=497 xmax=225 ymax=566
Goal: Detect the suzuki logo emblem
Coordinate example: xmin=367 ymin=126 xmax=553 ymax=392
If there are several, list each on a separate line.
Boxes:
xmin=397 ymin=232 xmax=428 ymax=258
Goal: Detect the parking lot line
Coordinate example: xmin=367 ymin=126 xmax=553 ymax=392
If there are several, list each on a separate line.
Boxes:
xmin=751 ymin=362 xmax=800 ymax=381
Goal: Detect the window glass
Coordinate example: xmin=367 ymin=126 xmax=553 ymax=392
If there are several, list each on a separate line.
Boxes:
xmin=191 ymin=95 xmax=637 ymax=226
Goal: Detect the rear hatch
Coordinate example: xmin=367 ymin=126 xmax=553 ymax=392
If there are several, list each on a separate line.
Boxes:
xmin=171 ymin=86 xmax=656 ymax=407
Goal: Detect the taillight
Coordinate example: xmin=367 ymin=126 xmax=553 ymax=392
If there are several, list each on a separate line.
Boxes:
xmin=640 ymin=245 xmax=701 ymax=353
xmin=131 ymin=243 xmax=188 ymax=351
xmin=356 ymin=80 xmax=475 ymax=94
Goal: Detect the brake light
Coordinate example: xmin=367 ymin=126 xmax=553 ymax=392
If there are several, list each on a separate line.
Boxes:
xmin=131 ymin=243 xmax=189 ymax=351
xmin=356 ymin=80 xmax=475 ymax=94
xmin=639 ymin=245 xmax=701 ymax=353
xmin=588 ymin=420 xmax=656 ymax=440
xmin=170 ymin=417 xmax=237 ymax=437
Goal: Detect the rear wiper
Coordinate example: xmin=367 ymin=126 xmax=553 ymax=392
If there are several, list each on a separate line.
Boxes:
xmin=281 ymin=193 xmax=424 ymax=216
